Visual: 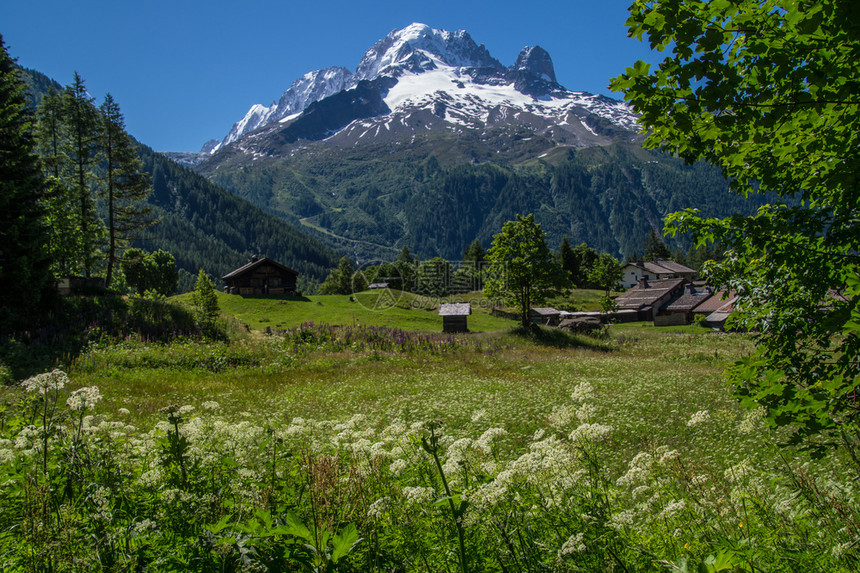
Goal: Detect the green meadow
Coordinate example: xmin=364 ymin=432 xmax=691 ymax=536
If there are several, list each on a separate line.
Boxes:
xmin=0 ymin=293 xmax=856 ymax=571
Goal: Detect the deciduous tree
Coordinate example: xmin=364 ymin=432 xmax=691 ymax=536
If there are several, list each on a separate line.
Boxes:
xmin=612 ymin=0 xmax=860 ymax=459
xmin=483 ymin=214 xmax=567 ymax=327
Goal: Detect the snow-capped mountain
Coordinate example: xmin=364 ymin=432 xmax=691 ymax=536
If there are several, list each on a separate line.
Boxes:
xmin=202 ymin=23 xmax=638 ymax=157
xmin=210 ymin=67 xmax=352 ymax=153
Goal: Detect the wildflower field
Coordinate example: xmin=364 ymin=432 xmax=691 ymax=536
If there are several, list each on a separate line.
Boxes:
xmin=0 ymin=300 xmax=857 ymax=571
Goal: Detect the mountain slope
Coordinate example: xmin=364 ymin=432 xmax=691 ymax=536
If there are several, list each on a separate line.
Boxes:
xmin=191 ymin=23 xmax=766 ymax=263
xmin=17 ymin=66 xmax=341 ymax=292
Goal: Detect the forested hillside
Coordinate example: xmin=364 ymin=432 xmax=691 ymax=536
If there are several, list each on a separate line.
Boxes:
xmin=17 ymin=67 xmax=341 ymax=292
xmin=137 ymin=146 xmax=340 ymax=291
xmin=201 ymin=139 xmax=774 ymax=261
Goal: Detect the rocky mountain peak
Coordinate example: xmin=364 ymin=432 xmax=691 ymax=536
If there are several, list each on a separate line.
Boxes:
xmin=353 ymin=23 xmax=503 ymax=82
xmin=513 ymin=46 xmax=556 ymax=83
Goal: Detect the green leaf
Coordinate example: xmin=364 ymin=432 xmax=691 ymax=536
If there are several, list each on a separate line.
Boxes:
xmin=330 ymin=523 xmax=362 ymax=563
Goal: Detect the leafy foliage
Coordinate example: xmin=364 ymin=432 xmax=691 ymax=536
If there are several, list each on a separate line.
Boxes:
xmin=612 ymin=0 xmax=860 ymax=459
xmin=120 ymin=248 xmax=178 ymax=296
xmin=483 ymin=214 xmax=568 ymax=327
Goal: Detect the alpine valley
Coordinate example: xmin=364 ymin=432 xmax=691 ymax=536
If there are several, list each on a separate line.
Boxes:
xmin=177 ymin=23 xmax=771 ymax=263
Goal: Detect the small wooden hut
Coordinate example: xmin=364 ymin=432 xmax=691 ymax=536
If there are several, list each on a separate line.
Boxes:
xmin=439 ymin=302 xmax=471 ymax=333
xmin=529 ymin=307 xmax=561 ymax=326
xmin=222 ymin=256 xmax=299 ymax=295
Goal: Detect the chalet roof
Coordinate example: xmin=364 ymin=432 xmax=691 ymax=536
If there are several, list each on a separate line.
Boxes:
xmin=692 ymin=290 xmax=737 ymax=313
xmin=664 ymin=286 xmax=714 ymax=312
xmin=530 ymin=307 xmax=560 ymax=316
xmin=222 ymin=257 xmax=299 ymax=280
xmin=651 ymin=260 xmax=696 ymax=274
xmin=625 ymin=260 xmax=696 ymax=276
xmin=616 ymin=278 xmax=685 ymax=309
xmin=439 ymin=303 xmax=471 ymax=316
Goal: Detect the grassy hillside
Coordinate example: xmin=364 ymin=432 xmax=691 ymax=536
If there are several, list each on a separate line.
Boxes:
xmin=173 ymin=289 xmax=514 ymax=332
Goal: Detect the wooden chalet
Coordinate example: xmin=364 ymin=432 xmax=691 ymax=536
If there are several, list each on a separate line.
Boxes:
xmin=222 ymin=257 xmax=299 ymax=295
xmin=621 ymin=260 xmax=697 ymax=289
xmin=655 ymin=284 xmax=714 ymax=326
xmin=439 ymin=302 xmax=471 ymax=333
xmin=615 ymin=277 xmax=686 ymax=321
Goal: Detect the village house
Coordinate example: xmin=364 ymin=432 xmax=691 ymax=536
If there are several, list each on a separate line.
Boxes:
xmin=621 ymin=260 xmax=697 ymax=289
xmin=222 ymin=256 xmax=299 ymax=295
xmin=439 ymin=302 xmax=471 ymax=333
xmin=614 ymin=277 xmax=686 ymax=321
xmin=655 ymin=284 xmax=714 ymax=326
xmin=697 ymin=291 xmax=739 ymax=330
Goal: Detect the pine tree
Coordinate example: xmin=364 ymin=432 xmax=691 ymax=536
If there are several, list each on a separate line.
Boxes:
xmin=191 ymin=268 xmax=219 ymax=325
xmin=100 ymin=93 xmax=154 ymax=287
xmin=0 ymin=35 xmax=52 ymax=327
xmin=643 ymin=228 xmax=671 ymax=262
xmin=63 ymin=72 xmax=102 ymax=277
xmin=558 ymin=237 xmax=577 ymax=286
xmin=35 ymin=87 xmax=79 ymax=275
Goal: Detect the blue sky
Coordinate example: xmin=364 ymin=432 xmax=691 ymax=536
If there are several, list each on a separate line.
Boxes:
xmin=2 ymin=0 xmax=662 ymax=151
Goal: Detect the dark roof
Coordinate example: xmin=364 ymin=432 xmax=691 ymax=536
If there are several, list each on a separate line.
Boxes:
xmin=664 ymin=286 xmax=714 ymax=312
xmin=439 ymin=303 xmax=471 ymax=316
xmin=616 ymin=278 xmax=685 ymax=309
xmin=222 ymin=257 xmax=299 ymax=280
xmin=625 ymin=260 xmax=696 ymax=276
xmin=530 ymin=307 xmax=560 ymax=316
xmin=651 ymin=260 xmax=696 ymax=274
xmin=692 ymin=290 xmax=737 ymax=313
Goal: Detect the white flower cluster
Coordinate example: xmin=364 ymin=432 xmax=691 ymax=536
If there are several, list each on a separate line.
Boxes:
xmin=686 ymin=410 xmax=711 ymax=427
xmin=558 ymin=531 xmax=586 ymax=556
xmin=21 ymin=369 xmax=68 ymax=395
xmin=67 ymin=386 xmax=102 ymax=412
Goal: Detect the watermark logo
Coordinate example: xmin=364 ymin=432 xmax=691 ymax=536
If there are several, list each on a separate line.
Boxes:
xmin=350 ymin=259 xmax=506 ymax=312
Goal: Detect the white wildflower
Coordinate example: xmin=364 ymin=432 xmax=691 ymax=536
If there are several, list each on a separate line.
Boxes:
xmin=548 ymin=405 xmax=576 ymax=429
xmin=475 ymin=427 xmax=507 ymax=453
xmin=118 ymin=408 xmax=131 ymax=416
xmin=558 ymin=532 xmax=586 ymax=557
xmin=571 ymin=382 xmax=594 ymax=403
xmin=389 ymin=459 xmax=407 ymax=476
xmin=739 ymin=407 xmax=766 ymax=434
xmin=659 ymin=499 xmax=686 ymax=518
xmin=402 ymin=486 xmax=435 ymax=507
xmin=568 ymin=423 xmax=612 ymax=445
xmin=66 ymin=386 xmax=102 ymax=412
xmin=576 ymin=403 xmax=597 ymax=422
xmin=201 ymin=401 xmax=220 ymax=411
xmin=178 ymin=405 xmax=195 ymax=416
xmin=686 ymin=410 xmax=710 ymax=427
xmin=367 ymin=496 xmax=390 ymax=521
xmin=21 ymin=369 xmax=68 ymax=395
xmin=471 ymin=409 xmax=487 ymax=423
xmin=609 ymin=510 xmax=635 ymax=531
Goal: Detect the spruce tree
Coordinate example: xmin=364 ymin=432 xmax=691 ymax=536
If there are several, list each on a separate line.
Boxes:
xmin=62 ymin=72 xmax=102 ymax=277
xmin=643 ymin=228 xmax=671 ymax=262
xmin=36 ymin=87 xmax=78 ymax=275
xmin=191 ymin=268 xmax=219 ymax=326
xmin=99 ymin=93 xmax=154 ymax=287
xmin=558 ymin=237 xmax=577 ymax=286
xmin=0 ymin=35 xmax=52 ymax=328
